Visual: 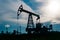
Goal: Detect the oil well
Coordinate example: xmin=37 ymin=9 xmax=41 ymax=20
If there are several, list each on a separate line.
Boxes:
xmin=0 ymin=4 xmax=60 ymax=40
xmin=17 ymin=5 xmax=53 ymax=34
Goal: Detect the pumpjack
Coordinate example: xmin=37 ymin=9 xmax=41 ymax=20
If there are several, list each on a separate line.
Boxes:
xmin=17 ymin=5 xmax=40 ymax=34
xmin=17 ymin=5 xmax=52 ymax=34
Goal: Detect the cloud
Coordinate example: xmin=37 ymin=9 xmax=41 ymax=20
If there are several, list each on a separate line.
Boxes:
xmin=35 ymin=0 xmax=46 ymax=2
xmin=0 ymin=0 xmax=35 ymax=26
xmin=1 ymin=0 xmax=60 ymax=32
xmin=1 ymin=0 xmax=60 ymax=25
xmin=35 ymin=0 xmax=60 ymax=24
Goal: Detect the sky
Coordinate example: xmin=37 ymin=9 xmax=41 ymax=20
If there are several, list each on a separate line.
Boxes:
xmin=0 ymin=0 xmax=60 ymax=33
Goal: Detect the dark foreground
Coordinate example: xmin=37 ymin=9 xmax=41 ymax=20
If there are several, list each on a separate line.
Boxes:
xmin=0 ymin=32 xmax=60 ymax=40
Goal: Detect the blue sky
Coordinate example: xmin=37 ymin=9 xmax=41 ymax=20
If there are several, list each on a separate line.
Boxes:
xmin=0 ymin=0 xmax=60 ymax=33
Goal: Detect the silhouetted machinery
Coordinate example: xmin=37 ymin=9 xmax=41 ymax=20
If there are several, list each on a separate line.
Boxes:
xmin=17 ymin=5 xmax=52 ymax=34
xmin=17 ymin=5 xmax=40 ymax=34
